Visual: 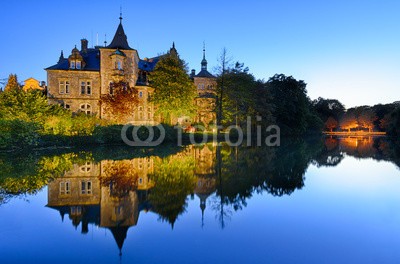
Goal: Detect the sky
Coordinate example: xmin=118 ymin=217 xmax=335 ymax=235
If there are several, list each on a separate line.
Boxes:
xmin=0 ymin=0 xmax=399 ymax=108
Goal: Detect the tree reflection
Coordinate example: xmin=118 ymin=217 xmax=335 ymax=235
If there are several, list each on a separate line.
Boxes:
xmin=1 ymin=135 xmax=399 ymax=251
xmin=148 ymin=151 xmax=197 ymax=227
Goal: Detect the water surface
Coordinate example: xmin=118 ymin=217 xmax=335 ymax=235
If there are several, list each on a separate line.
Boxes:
xmin=1 ymin=137 xmax=400 ymax=264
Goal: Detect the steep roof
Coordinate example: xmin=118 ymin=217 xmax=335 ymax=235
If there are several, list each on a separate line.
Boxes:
xmin=107 ymin=21 xmax=133 ymax=50
xmin=45 ymin=48 xmax=100 ymax=71
xmin=138 ymin=56 xmax=160 ymax=72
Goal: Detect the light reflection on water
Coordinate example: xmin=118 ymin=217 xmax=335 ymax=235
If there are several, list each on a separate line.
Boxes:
xmin=0 ymin=137 xmax=400 ymax=264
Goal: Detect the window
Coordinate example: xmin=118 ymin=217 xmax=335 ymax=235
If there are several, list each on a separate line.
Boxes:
xmin=139 ymin=178 xmax=143 ymax=184
xmin=80 ymin=104 xmax=91 ymax=115
xmin=80 ymin=81 xmax=92 ymax=95
xmin=59 ymin=81 xmax=65 ymax=94
xmin=139 ymin=91 xmax=143 ymax=98
xmin=65 ymin=81 xmax=70 ymax=94
xmin=76 ymin=61 xmax=81 ymax=69
xmin=80 ymin=162 xmax=92 ymax=173
xmin=86 ymin=81 xmax=91 ymax=94
xmin=71 ymin=206 xmax=82 ymax=215
xmin=81 ymin=181 xmax=92 ymax=195
xmin=60 ymin=181 xmax=71 ymax=195
xmin=70 ymin=61 xmax=75 ymax=69
xmin=59 ymin=80 xmax=70 ymax=94
xmin=109 ymin=82 xmax=114 ymax=95
xmin=65 ymin=104 xmax=70 ymax=109
xmin=115 ymin=206 xmax=122 ymax=216
xmin=117 ymin=61 xmax=122 ymax=70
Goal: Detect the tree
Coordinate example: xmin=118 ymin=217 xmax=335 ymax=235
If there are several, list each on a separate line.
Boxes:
xmin=149 ymin=51 xmax=197 ymax=125
xmin=4 ymin=74 xmax=20 ymax=92
xmin=313 ymin=97 xmax=345 ymax=122
xmin=266 ymin=74 xmax=322 ymax=135
xmin=325 ymin=116 xmax=338 ymax=132
xmin=216 ymin=62 xmax=273 ymax=129
xmin=384 ymin=107 xmax=400 ymax=138
xmin=340 ymin=111 xmax=357 ymax=131
xmin=215 ymin=48 xmax=231 ymax=134
xmin=357 ymin=107 xmax=376 ymax=132
xmin=100 ymin=81 xmax=139 ymax=123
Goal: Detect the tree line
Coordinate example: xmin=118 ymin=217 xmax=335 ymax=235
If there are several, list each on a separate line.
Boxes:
xmin=1 ymin=48 xmax=399 ymax=144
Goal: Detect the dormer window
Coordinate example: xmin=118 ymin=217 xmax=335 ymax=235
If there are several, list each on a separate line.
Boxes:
xmin=110 ymin=49 xmax=126 ymax=72
xmin=68 ymin=46 xmax=85 ymax=69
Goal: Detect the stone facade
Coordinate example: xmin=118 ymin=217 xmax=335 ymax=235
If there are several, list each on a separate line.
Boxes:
xmin=191 ymin=48 xmax=217 ymax=128
xmin=45 ymin=17 xmax=216 ymax=126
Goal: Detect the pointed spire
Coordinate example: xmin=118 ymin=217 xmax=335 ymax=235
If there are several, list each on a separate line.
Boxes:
xmin=58 ymin=50 xmax=64 ymax=63
xmin=107 ymin=15 xmax=132 ymax=50
xmin=200 ymin=197 xmax=206 ymax=228
xmin=203 ymin=41 xmax=206 ymax=60
xmin=169 ymin=42 xmax=178 ymax=57
xmin=201 ymin=42 xmax=208 ymax=71
xmin=119 ymin=6 xmax=123 ymax=23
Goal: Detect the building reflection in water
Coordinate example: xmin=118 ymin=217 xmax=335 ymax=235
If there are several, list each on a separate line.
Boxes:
xmin=46 ymin=145 xmax=217 ymax=254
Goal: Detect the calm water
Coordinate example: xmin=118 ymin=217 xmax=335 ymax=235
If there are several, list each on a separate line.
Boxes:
xmin=1 ymin=137 xmax=400 ymax=264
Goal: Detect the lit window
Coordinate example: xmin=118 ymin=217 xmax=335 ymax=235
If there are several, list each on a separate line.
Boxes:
xmin=70 ymin=61 xmax=75 ymax=69
xmin=81 ymin=181 xmax=92 ymax=195
xmin=76 ymin=61 xmax=81 ymax=69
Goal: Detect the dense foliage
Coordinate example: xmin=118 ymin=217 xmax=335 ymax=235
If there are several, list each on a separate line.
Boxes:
xmin=266 ymin=74 xmax=323 ymax=135
xmin=149 ymin=52 xmax=197 ymax=124
xmin=217 ymin=62 xmax=274 ymax=130
xmin=100 ymin=81 xmax=139 ymax=123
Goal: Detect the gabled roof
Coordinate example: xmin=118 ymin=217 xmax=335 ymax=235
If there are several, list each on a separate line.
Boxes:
xmin=107 ymin=22 xmax=133 ymax=50
xmin=45 ymin=48 xmax=100 ymax=71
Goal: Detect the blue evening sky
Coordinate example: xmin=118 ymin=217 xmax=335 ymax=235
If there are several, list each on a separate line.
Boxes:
xmin=0 ymin=0 xmax=399 ymax=108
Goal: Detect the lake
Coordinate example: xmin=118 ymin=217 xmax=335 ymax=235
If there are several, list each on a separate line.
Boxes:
xmin=1 ymin=137 xmax=400 ymax=264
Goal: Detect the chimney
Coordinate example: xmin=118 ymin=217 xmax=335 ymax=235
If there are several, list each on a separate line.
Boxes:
xmin=190 ymin=69 xmax=196 ymax=78
xmin=81 ymin=39 xmax=88 ymax=53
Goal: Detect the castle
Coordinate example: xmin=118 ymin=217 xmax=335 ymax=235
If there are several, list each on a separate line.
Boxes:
xmin=45 ymin=15 xmax=216 ymax=126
